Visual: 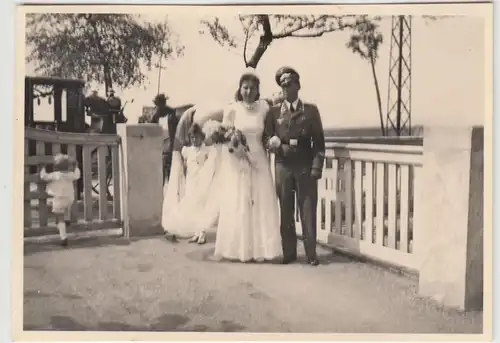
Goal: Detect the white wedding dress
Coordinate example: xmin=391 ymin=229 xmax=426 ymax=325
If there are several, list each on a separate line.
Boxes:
xmin=161 ymin=100 xmax=282 ymax=262
xmin=213 ymin=100 xmax=282 ymax=261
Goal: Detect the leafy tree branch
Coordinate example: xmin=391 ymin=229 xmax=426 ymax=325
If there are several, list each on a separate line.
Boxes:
xmin=26 ymin=13 xmax=184 ymax=93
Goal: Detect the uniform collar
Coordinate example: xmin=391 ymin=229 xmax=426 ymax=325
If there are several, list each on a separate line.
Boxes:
xmin=284 ymin=98 xmax=300 ymax=111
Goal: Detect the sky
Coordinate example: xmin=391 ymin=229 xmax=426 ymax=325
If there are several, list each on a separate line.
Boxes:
xmin=26 ymin=14 xmax=486 ymax=129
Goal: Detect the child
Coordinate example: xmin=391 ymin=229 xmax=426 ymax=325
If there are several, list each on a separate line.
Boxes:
xmin=40 ymin=154 xmax=81 ymax=247
xmin=181 ymin=123 xmax=210 ymax=244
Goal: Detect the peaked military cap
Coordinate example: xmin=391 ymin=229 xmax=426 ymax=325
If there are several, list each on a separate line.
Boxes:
xmin=275 ymin=66 xmax=300 ymax=86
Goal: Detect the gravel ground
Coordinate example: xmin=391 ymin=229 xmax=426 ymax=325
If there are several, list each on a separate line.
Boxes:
xmin=23 ymin=236 xmax=483 ymax=334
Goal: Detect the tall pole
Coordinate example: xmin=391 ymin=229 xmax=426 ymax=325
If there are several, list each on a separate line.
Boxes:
xmin=396 ymin=16 xmax=404 ymax=133
xmin=157 ymin=52 xmax=163 ymax=95
xmin=385 ymin=15 xmax=412 ymax=136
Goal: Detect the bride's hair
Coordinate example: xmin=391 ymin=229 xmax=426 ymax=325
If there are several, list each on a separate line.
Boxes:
xmin=235 ymin=73 xmax=260 ymax=102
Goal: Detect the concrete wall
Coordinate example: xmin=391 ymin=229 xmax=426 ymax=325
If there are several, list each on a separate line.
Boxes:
xmin=415 ymin=126 xmax=484 ymax=311
xmin=117 ymin=124 xmax=164 ymax=238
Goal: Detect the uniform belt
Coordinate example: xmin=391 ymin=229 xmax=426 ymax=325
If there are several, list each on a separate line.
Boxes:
xmin=281 ymin=138 xmax=311 ymax=149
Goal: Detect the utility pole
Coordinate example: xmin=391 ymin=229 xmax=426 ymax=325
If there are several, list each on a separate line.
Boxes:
xmin=157 ymin=52 xmax=163 ymax=95
xmin=385 ymin=15 xmax=412 ymax=136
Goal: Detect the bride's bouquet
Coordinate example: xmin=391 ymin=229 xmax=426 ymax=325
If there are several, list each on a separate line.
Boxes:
xmin=224 ymin=127 xmax=250 ymax=154
xmin=202 ymin=120 xmax=252 ymax=165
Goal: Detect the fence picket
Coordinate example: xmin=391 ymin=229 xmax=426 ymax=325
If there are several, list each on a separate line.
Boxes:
xmin=66 ymin=144 xmax=78 ymax=223
xmin=97 ymin=146 xmax=108 ymax=221
xmin=364 ymin=162 xmax=374 ymax=243
xmin=334 ymin=160 xmax=342 ymax=235
xmin=111 ymin=145 xmax=121 ymax=221
xmin=375 ymin=163 xmax=385 ymax=246
xmin=345 ymin=160 xmax=353 ymax=237
xmin=35 ymin=141 xmax=49 ymax=227
xmin=399 ymin=165 xmax=410 ymax=252
xmin=82 ymin=146 xmax=93 ymax=222
xmin=388 ymin=164 xmax=397 ymax=249
xmin=354 ymin=161 xmax=363 ymax=240
xmin=24 ymin=138 xmax=32 ymax=228
xmin=52 ymin=143 xmax=61 ymax=155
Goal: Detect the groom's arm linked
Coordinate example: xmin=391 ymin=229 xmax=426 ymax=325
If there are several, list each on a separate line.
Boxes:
xmin=262 ymin=108 xmax=276 ymax=150
xmin=268 ymin=103 xmax=326 ymax=179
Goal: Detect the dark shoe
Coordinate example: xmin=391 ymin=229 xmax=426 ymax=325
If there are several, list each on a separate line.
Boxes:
xmin=60 ymin=238 xmax=68 ymax=247
xmin=281 ymin=256 xmax=297 ymax=265
xmin=308 ymin=258 xmax=319 ymax=266
xmin=164 ymin=232 xmax=178 ymax=243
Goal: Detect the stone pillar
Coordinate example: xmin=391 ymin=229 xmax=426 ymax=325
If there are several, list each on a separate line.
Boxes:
xmin=117 ymin=124 xmax=164 ymax=238
xmin=414 ymin=126 xmax=483 ymax=311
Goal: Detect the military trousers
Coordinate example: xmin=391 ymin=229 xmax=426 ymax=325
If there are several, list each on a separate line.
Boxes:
xmin=275 ymin=162 xmax=318 ymax=261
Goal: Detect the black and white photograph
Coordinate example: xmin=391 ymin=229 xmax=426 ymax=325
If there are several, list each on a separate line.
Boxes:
xmin=14 ymin=2 xmax=491 ymax=340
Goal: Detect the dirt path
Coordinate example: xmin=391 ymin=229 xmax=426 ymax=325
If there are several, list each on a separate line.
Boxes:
xmin=23 ymin=236 xmax=482 ymax=333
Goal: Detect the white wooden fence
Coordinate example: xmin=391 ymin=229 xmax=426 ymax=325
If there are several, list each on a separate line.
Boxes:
xmin=24 ymin=127 xmax=123 ymax=240
xmin=292 ymin=141 xmax=423 ymax=271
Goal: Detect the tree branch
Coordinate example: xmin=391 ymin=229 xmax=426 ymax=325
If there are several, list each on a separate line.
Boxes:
xmin=243 ymin=27 xmax=250 ymax=67
xmin=246 ymin=15 xmax=274 ymax=68
xmin=273 ymin=17 xmax=364 ymax=39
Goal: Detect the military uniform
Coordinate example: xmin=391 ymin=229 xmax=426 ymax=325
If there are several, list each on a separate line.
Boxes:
xmin=264 ymin=67 xmax=325 ymax=264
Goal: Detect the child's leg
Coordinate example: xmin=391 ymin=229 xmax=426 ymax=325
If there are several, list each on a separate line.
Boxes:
xmin=55 ymin=213 xmax=68 ymax=240
xmin=53 ymin=198 xmax=69 ymax=245
xmin=63 ymin=203 xmax=73 ymax=226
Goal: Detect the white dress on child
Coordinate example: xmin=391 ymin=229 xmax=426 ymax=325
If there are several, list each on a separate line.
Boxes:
xmin=214 ymin=100 xmax=282 ymax=261
xmin=162 ymin=144 xmax=222 ymax=237
xmin=40 ymin=168 xmax=81 ymax=213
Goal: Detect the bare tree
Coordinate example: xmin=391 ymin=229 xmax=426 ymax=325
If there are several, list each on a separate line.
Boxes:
xmin=200 ymin=15 xmax=382 ymax=68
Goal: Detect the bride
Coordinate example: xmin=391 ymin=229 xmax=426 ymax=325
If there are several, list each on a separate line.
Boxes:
xmin=161 ymin=69 xmax=283 ymax=262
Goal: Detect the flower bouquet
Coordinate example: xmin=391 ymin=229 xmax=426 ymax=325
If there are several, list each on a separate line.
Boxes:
xmin=202 ymin=120 xmax=252 ymax=165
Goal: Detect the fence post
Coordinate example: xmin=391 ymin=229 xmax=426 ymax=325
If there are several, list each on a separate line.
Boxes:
xmin=117 ymin=124 xmax=164 ymax=238
xmin=414 ymin=126 xmax=483 ymax=311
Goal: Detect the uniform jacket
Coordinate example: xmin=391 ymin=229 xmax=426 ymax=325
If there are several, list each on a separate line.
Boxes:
xmin=264 ymin=100 xmax=325 ymax=174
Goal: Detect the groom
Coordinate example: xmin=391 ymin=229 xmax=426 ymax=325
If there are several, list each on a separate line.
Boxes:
xmin=264 ymin=67 xmax=326 ymax=266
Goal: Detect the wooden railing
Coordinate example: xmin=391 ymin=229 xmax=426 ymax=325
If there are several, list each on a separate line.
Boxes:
xmin=24 ymin=127 xmax=123 ymax=240
xmin=295 ymin=141 xmax=423 ymax=271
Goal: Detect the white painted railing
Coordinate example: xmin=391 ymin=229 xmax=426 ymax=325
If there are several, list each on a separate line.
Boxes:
xmin=294 ymin=141 xmax=423 ymax=271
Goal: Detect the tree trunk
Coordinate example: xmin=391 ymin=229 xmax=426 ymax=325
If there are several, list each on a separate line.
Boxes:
xmin=370 ymin=55 xmax=386 ymax=136
xmin=88 ymin=15 xmax=113 ymax=94
xmin=245 ymin=15 xmax=273 ymax=68
xmin=103 ymin=66 xmax=112 ymax=94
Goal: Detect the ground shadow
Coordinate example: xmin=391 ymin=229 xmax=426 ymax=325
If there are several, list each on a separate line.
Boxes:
xmin=24 ymin=290 xmax=83 ymax=301
xmin=183 ymin=244 xmax=354 ymax=266
xmin=24 ymin=314 xmax=247 ymax=332
xmin=23 ymin=236 xmax=131 ymax=256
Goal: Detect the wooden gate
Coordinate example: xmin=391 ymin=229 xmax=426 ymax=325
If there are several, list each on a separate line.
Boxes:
xmin=24 ymin=127 xmax=123 ymax=242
